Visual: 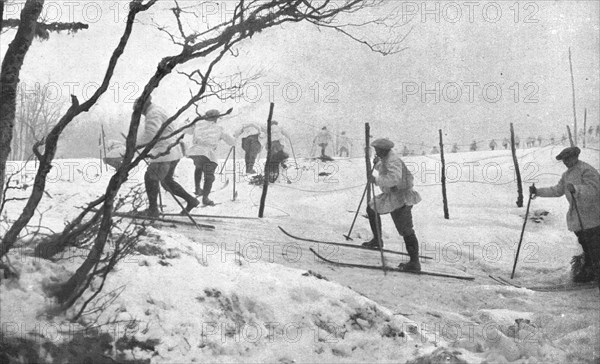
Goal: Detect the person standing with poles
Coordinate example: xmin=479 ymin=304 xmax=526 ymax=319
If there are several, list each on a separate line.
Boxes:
xmin=361 ymin=138 xmax=423 ymax=272
xmin=337 ymin=131 xmax=352 ymax=157
xmin=266 ymin=120 xmax=290 ymax=182
xmin=234 ymin=122 xmax=264 ymax=174
xmin=187 ymin=109 xmax=235 ymax=206
xmin=137 ymin=96 xmax=199 ymax=217
xmin=530 ymin=146 xmax=600 ymax=285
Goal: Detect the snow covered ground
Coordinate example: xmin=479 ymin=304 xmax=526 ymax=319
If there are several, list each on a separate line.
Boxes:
xmin=1 ymin=144 xmax=599 ymax=363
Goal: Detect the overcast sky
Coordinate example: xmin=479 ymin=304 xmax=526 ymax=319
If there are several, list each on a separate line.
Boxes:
xmin=2 ymin=0 xmax=599 ymax=152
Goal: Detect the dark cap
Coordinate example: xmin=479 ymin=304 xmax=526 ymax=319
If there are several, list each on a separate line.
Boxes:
xmin=371 ymin=138 xmax=394 ymax=150
xmin=556 ymin=146 xmax=580 ymax=160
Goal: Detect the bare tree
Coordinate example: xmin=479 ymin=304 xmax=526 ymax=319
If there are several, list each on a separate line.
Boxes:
xmin=0 ymin=0 xmax=88 ymax=205
xmin=10 ymin=83 xmax=65 ymax=160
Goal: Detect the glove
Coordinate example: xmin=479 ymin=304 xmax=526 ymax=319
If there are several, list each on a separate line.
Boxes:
xmin=368 ymin=175 xmax=377 ymax=184
xmin=529 ymin=185 xmax=537 ymax=195
xmin=566 ymin=183 xmax=576 ymax=194
xmin=373 ymin=156 xmax=380 ymax=165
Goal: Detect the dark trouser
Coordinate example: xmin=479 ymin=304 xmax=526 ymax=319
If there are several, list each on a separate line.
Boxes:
xmin=339 ymin=147 xmax=349 ymax=157
xmin=319 ymin=143 xmax=327 ymax=157
xmin=191 ymin=155 xmax=218 ymax=197
xmin=242 ymin=135 xmax=262 ymax=172
xmin=575 ymin=225 xmax=600 ymax=287
xmin=265 ymin=150 xmax=289 ymax=183
xmin=145 ymin=160 xmax=196 ymax=211
xmin=271 ymin=140 xmax=284 ymax=154
xmin=367 ymin=204 xmax=419 ymax=262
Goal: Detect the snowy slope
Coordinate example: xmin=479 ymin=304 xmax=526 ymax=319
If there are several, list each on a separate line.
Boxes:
xmin=1 ymin=144 xmax=599 ymax=363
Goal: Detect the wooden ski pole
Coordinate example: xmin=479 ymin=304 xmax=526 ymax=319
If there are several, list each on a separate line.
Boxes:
xmin=570 ymin=190 xmax=585 ymax=231
xmin=232 ymin=146 xmax=237 ymax=201
xmin=511 ymin=185 xmax=534 ymax=279
xmin=370 ymin=178 xmax=387 ymax=276
xmin=288 ymin=137 xmax=298 ymax=167
xmin=219 ymin=146 xmax=234 ymax=174
xmin=344 ymin=164 xmax=375 ymax=240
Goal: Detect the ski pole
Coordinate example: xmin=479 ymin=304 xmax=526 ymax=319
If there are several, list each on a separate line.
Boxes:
xmin=570 ymin=189 xmax=585 ymax=231
xmin=288 ymin=137 xmax=298 ymax=167
xmin=344 ymin=164 xmax=376 ymax=240
xmin=369 ymin=178 xmax=387 ymax=275
xmin=219 ymin=146 xmax=234 ymax=175
xmin=511 ymin=184 xmax=534 ymax=279
xmin=232 ymin=146 xmax=237 ymax=201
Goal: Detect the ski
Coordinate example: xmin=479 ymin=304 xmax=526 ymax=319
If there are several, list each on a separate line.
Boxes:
xmin=200 ymin=203 xmax=223 ymax=208
xmin=278 ymin=226 xmax=433 ymax=260
xmin=488 ymin=275 xmax=597 ymax=292
xmin=97 ymin=210 xmax=215 ymax=230
xmin=161 ymin=212 xmax=258 ymax=220
xmin=310 ymin=248 xmax=474 ymax=281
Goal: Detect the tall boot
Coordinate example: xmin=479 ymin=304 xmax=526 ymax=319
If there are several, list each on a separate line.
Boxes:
xmin=573 ymin=238 xmax=594 ymax=283
xmin=144 ymin=177 xmax=160 ymax=217
xmin=202 ymin=171 xmax=216 ymax=206
xmin=194 ymin=166 xmax=203 ymax=196
xmin=399 ymin=234 xmax=421 ymax=272
xmin=362 ymin=206 xmax=383 ymax=249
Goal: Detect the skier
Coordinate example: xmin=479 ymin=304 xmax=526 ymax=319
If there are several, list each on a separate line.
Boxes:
xmin=362 ymin=138 xmax=423 ymax=272
xmin=137 ymin=96 xmax=199 ymax=217
xmin=337 ymin=131 xmax=352 ymax=157
xmin=430 ymin=146 xmax=439 ymax=154
xmin=103 ymin=139 xmax=125 ymax=170
xmin=515 ymin=136 xmax=521 ymax=148
xmin=451 ymin=143 xmax=459 ymax=153
xmin=489 ymin=139 xmax=497 ymax=151
xmin=529 ymin=147 xmax=600 ymax=286
xmin=470 ymin=140 xmax=477 ymax=151
xmin=234 ymin=122 xmax=264 ymax=174
xmin=313 ymin=126 xmax=333 ymax=158
xmin=537 ymin=135 xmax=543 ymax=147
xmin=186 ymin=109 xmax=235 ymax=206
xmin=502 ymin=138 xmax=509 ymax=150
xmin=402 ymin=145 xmax=410 ymax=156
xmin=267 ymin=120 xmax=291 ymax=182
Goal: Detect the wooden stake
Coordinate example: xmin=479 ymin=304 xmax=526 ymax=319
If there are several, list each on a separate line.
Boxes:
xmin=567 ymin=125 xmax=575 ymax=147
xmin=258 ymin=103 xmax=275 ymax=218
xmin=583 ymin=108 xmax=587 ymax=148
xmin=439 ymin=129 xmax=449 ymax=219
xmin=510 ymin=123 xmax=523 ymax=207
xmin=569 ymin=47 xmax=578 ymax=146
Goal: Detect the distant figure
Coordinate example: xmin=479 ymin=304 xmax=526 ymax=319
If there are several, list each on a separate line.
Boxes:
xmin=470 ymin=140 xmax=477 ymax=151
xmin=451 ymin=143 xmax=459 ymax=153
xmin=537 ymin=135 xmax=543 ymax=147
xmin=103 ymin=140 xmax=125 ymax=170
xmin=526 ymin=137 xmax=536 ymax=148
xmin=489 ymin=139 xmax=497 ymax=151
xmin=234 ymin=122 xmax=264 ymax=174
xmin=561 ymin=134 xmax=567 ymax=145
xmin=502 ymin=138 xmax=509 ymax=150
xmin=402 ymin=146 xmax=410 ymax=156
xmin=337 ymin=131 xmax=352 ymax=157
xmin=550 ymin=135 xmax=556 ymax=145
xmin=530 ymin=147 xmax=600 ymax=288
xmin=187 ymin=109 xmax=235 ymax=206
xmin=515 ymin=136 xmax=521 ymax=148
xmin=313 ymin=127 xmax=333 ymax=158
xmin=596 ymin=125 xmax=599 ymax=138
xmin=430 ymin=146 xmax=439 ymax=154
